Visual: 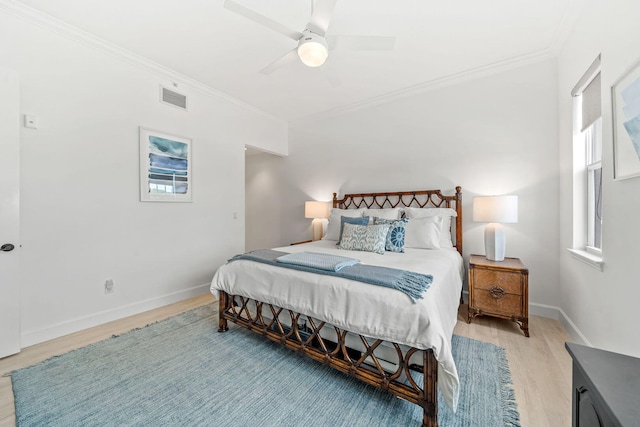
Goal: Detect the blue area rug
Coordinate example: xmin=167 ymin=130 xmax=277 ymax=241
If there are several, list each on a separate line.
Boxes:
xmin=11 ymin=304 xmax=520 ymax=426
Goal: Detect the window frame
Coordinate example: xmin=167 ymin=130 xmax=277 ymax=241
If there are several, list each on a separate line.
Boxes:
xmin=585 ymin=118 xmax=602 ymax=254
xmin=568 ymin=57 xmax=604 ymax=270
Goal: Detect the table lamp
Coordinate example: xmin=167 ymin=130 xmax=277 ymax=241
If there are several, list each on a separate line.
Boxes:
xmin=472 ymin=195 xmax=518 ymax=261
xmin=305 ymin=201 xmax=330 ymax=241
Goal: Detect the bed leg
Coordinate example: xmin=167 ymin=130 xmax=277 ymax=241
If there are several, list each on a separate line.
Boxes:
xmin=218 ymin=291 xmax=229 ymax=333
xmin=422 ymin=349 xmax=438 ymax=427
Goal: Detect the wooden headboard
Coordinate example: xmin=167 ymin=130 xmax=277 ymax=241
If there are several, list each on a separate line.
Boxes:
xmin=332 ymin=187 xmax=463 ymax=255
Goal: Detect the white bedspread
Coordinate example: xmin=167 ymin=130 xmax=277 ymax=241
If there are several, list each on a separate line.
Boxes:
xmin=210 ymin=240 xmax=463 ymax=411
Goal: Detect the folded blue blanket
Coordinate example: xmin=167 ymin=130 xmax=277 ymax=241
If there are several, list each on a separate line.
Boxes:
xmin=276 ymin=251 xmax=360 ymax=272
xmin=228 ymin=249 xmax=432 ymax=303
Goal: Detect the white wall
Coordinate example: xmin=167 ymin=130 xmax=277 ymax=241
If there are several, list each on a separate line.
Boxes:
xmin=0 ymin=9 xmax=286 ymax=346
xmin=557 ymin=0 xmax=640 ymax=357
xmin=246 ymin=59 xmax=561 ymax=310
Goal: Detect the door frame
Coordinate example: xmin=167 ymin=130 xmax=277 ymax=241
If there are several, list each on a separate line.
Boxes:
xmin=0 ymin=66 xmax=21 ymax=358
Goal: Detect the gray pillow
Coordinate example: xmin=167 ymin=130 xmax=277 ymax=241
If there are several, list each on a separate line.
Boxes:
xmin=339 ymin=223 xmax=390 ymax=255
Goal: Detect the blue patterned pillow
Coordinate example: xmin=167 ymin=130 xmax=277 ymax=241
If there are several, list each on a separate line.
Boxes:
xmin=374 ymin=217 xmax=408 ymax=253
xmin=338 ymin=223 xmax=390 ymax=255
xmin=337 ymin=215 xmax=370 ymax=244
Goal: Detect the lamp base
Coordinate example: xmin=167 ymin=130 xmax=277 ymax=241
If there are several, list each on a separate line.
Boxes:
xmin=484 ymin=223 xmax=506 ymax=261
xmin=311 ymin=218 xmax=323 ymax=241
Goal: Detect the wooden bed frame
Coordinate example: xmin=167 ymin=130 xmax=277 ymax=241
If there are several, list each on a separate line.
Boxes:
xmin=218 ymin=187 xmax=462 ymax=427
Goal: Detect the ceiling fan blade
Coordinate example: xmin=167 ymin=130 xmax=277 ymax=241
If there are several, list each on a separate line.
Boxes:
xmin=259 ymin=48 xmax=300 ymax=75
xmin=306 ymin=0 xmax=338 ymax=37
xmin=224 ymin=0 xmax=303 ymax=41
xmin=327 ymin=35 xmax=396 ymax=51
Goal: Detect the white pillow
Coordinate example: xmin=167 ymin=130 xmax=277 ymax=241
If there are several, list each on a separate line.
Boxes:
xmin=403 ymin=207 xmax=457 ymax=248
xmin=323 ymin=208 xmax=365 ymax=241
xmin=363 ymin=208 xmax=402 ymax=221
xmin=404 ymin=216 xmax=442 ymax=250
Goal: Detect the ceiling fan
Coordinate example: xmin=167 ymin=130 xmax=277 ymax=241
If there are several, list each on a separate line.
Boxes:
xmin=224 ymin=0 xmax=395 ymax=74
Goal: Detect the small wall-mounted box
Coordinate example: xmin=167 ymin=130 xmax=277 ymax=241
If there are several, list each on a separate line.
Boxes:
xmin=24 ymin=114 xmax=38 ymax=129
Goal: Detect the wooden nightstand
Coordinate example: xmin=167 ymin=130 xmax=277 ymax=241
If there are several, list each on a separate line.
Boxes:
xmin=468 ymin=254 xmax=529 ymax=337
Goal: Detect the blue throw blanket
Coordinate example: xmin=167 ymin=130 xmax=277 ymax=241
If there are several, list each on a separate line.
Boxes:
xmin=276 ymin=251 xmax=360 ymax=272
xmin=227 ymin=249 xmax=432 ymax=303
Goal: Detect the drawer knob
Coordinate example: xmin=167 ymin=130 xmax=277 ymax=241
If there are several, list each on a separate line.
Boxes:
xmin=489 ymin=286 xmax=506 ymax=299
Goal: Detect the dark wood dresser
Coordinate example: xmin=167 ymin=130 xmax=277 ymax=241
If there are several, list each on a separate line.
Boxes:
xmin=566 ymin=342 xmax=640 ymax=427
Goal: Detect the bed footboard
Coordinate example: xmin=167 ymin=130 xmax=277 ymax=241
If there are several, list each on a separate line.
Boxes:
xmin=217 ymin=291 xmax=439 ymax=427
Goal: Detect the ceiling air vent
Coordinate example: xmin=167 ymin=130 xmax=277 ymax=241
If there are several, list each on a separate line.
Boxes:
xmin=160 ymin=85 xmax=188 ymax=111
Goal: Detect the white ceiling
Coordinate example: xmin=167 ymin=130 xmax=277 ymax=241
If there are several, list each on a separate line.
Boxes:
xmin=15 ymin=0 xmax=576 ymax=122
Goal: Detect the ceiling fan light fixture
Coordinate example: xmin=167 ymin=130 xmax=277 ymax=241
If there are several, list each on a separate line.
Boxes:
xmin=297 ymin=30 xmax=328 ymax=67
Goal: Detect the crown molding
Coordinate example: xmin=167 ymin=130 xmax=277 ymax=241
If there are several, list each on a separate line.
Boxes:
xmin=0 ymin=0 xmax=285 ymax=126
xmin=289 ymin=0 xmax=584 ymax=127
xmin=290 ymin=48 xmax=556 ymax=127
xmin=1 ymin=0 xmax=582 ymax=129
xmin=547 ymin=0 xmax=586 ymax=56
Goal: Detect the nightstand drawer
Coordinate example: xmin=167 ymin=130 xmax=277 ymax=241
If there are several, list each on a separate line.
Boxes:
xmin=472 ymin=269 xmax=522 ymax=295
xmin=474 ymin=288 xmax=524 ymax=317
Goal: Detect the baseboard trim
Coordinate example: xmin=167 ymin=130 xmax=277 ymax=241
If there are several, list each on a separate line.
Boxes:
xmin=556 ymin=307 xmax=592 ymax=346
xmin=24 ymin=287 xmax=592 ymax=349
xmin=528 ymin=301 xmax=561 ymax=320
xmin=529 ymin=302 xmax=590 ymax=346
xmin=462 ymin=291 xmax=590 ymax=346
xmin=21 ymin=283 xmax=211 ymax=348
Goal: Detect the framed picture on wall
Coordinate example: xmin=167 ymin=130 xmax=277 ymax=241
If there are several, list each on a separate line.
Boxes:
xmin=612 ymin=58 xmax=640 ymax=180
xmin=139 ymin=127 xmax=192 ymax=202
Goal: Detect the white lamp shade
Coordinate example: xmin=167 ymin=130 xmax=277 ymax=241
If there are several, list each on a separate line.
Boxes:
xmin=297 ymin=30 xmax=329 ymax=67
xmin=305 ymin=201 xmax=329 ymax=241
xmin=472 ymin=196 xmax=518 ymax=223
xmin=305 ymin=201 xmax=330 ymax=219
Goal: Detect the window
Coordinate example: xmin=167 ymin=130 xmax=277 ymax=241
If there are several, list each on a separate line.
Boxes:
xmin=569 ymin=55 xmax=603 ymax=269
xmin=585 ymin=117 xmax=602 ymax=251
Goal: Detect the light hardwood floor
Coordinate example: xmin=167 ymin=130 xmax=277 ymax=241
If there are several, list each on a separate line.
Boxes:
xmin=453 ymin=306 xmax=573 ymax=427
xmin=0 ymin=294 xmax=573 ymax=426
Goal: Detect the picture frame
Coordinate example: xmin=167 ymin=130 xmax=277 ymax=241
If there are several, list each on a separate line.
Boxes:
xmin=139 ymin=127 xmax=192 ymax=202
xmin=612 ymin=58 xmax=640 ymax=180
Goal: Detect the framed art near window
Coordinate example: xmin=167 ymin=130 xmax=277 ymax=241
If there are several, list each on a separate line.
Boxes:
xmin=139 ymin=127 xmax=192 ymax=202
xmin=612 ymin=58 xmax=640 ymax=180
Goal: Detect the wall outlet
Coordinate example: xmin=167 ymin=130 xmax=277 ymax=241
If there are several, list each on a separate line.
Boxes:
xmin=104 ymin=279 xmax=114 ymax=294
